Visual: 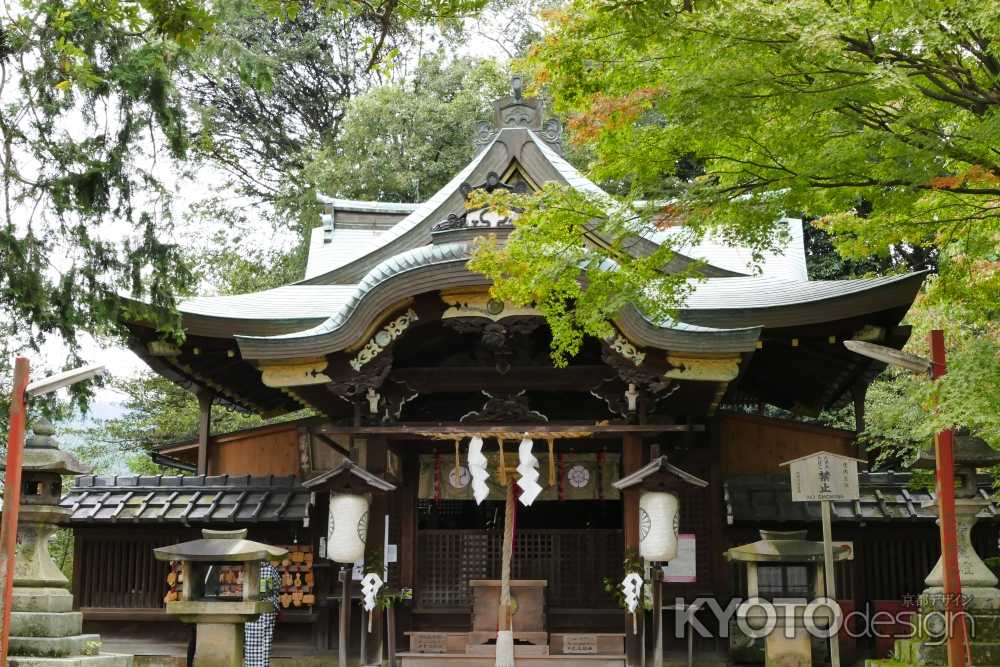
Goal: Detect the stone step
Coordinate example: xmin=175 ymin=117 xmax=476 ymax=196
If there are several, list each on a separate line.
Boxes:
xmin=9 ymin=654 xmax=132 ymax=667
xmin=11 ymin=611 xmax=83 ymax=638
xmin=892 ymin=636 xmax=1000 ymax=665
xmin=465 ymin=643 xmax=550 ymax=656
xmin=9 ymin=633 xmax=103 ymax=658
xmin=398 ymin=652 xmax=626 ymax=667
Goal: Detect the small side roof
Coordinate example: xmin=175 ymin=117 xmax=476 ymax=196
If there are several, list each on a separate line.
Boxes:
xmin=302 ymin=459 xmax=397 ymax=492
xmin=613 ymin=455 xmax=709 ymax=490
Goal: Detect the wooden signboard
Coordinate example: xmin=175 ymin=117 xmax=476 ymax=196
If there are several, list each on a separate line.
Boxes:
xmin=783 ymin=451 xmax=861 ymax=502
xmin=563 ymin=634 xmax=598 ymax=654
xmin=411 ymin=633 xmax=448 ymax=653
xmin=781 ymin=451 xmax=861 ymax=667
xmin=662 ymin=534 xmax=697 ymax=583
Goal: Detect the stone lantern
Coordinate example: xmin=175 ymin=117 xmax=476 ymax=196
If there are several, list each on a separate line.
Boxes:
xmin=915 ymin=431 xmax=1000 ymax=611
xmin=726 ymin=530 xmax=850 ymax=667
xmin=154 ymin=529 xmax=288 ymax=667
xmin=1 ymin=418 xmax=130 ymax=665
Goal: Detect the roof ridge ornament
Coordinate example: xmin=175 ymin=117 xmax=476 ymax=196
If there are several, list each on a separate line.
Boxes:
xmin=472 ymin=76 xmax=564 ymax=155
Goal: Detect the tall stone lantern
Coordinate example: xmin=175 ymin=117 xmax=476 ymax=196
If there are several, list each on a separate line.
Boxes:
xmin=915 ymin=431 xmax=1000 ymax=610
xmin=154 ymin=529 xmax=288 ymax=667
xmin=1 ymin=418 xmax=130 ymax=665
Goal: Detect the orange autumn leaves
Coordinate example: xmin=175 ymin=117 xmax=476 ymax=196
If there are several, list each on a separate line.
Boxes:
xmin=567 ymin=87 xmax=663 ymax=143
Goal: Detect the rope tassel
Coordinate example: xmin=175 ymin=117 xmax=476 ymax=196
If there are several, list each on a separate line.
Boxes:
xmin=497 ymin=438 xmax=508 ymax=486
xmin=496 ymin=483 xmax=516 ymax=667
xmin=547 ymin=438 xmax=555 ymax=486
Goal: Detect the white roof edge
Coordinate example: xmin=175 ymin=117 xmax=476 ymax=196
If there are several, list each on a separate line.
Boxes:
xmin=300 ymin=132 xmax=504 ymax=284
xmin=314 ymin=193 xmax=419 ymax=213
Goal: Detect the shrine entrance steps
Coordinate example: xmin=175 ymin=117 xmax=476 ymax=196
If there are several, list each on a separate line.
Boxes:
xmin=398 ymin=632 xmax=626 ymax=667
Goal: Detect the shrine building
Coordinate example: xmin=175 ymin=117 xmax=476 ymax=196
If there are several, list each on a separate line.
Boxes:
xmin=62 ymin=85 xmax=1000 ymax=666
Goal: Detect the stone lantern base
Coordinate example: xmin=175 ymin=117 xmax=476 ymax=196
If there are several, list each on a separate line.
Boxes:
xmin=3 ymin=511 xmax=131 ymax=667
xmin=866 ymin=498 xmax=1000 ymax=667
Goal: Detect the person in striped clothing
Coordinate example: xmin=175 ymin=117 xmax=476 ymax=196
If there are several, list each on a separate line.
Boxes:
xmin=244 ymin=560 xmax=282 ymax=667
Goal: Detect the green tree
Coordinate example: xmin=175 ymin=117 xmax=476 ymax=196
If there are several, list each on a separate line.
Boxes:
xmin=0 ymin=0 xmax=488 ymax=366
xmin=305 ymin=54 xmax=509 ymax=203
xmin=469 ymin=0 xmax=1000 ymax=441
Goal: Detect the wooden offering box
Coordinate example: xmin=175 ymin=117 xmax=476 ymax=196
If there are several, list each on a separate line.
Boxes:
xmin=469 ymin=579 xmax=547 ymax=646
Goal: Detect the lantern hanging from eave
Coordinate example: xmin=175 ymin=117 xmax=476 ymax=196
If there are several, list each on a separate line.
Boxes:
xmin=639 ymin=491 xmax=679 ymax=562
xmin=328 ymin=493 xmax=370 ymax=564
xmin=302 ymin=459 xmax=397 ymax=565
xmin=613 ymin=454 xmax=708 ymax=564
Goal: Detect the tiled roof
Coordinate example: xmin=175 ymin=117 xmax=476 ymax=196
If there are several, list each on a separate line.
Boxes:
xmin=178 ymin=285 xmax=357 ymax=322
xmin=651 ymin=218 xmax=809 ymax=281
xmin=724 ymin=472 xmax=999 ymax=524
xmin=685 ymin=273 xmax=922 ymax=310
xmin=305 ymin=227 xmax=387 ymax=280
xmin=62 ymin=475 xmax=313 ymax=524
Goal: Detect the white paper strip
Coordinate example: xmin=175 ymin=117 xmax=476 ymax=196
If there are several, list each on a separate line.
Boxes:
xmin=516 ymin=438 xmax=542 ymax=506
xmin=468 ymin=436 xmax=490 ymax=505
xmin=361 ymin=572 xmax=384 ymax=612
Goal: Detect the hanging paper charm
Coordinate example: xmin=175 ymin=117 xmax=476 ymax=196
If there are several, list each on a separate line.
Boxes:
xmin=516 ymin=438 xmax=542 ymax=506
xmin=361 ymin=572 xmax=384 ymax=632
xmin=621 ymin=572 xmax=644 ymax=633
xmin=468 ymin=436 xmax=490 ymax=505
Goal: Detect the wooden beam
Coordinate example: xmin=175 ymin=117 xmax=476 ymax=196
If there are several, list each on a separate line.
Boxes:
xmin=387 ymin=365 xmax=612 ymax=392
xmin=312 ymin=423 xmax=704 ymax=436
xmin=196 ymin=391 xmax=213 ymax=475
xmin=314 ymin=431 xmax=352 ymax=458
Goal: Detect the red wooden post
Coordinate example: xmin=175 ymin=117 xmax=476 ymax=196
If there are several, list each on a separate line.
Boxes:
xmin=0 ymin=357 xmax=30 ymax=664
xmin=929 ymin=330 xmax=971 ymax=667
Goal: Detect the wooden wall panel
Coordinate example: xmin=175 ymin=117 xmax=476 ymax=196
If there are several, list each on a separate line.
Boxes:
xmin=719 ymin=413 xmax=857 ymax=475
xmin=208 ymin=429 xmax=299 ymax=476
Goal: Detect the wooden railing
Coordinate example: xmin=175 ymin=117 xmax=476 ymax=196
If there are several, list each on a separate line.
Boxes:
xmin=415 ymin=528 xmax=624 ymax=611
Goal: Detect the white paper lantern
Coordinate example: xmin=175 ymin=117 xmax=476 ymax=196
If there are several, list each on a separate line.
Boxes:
xmin=639 ymin=491 xmax=679 ymax=562
xmin=327 ymin=493 xmax=370 ymax=563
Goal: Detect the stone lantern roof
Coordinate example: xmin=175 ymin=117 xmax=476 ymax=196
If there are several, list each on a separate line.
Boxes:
xmin=725 ymin=529 xmax=852 ymax=563
xmin=914 ymin=431 xmax=1000 ymax=469
xmin=0 ymin=418 xmax=90 ymax=476
xmin=154 ymin=528 xmax=289 ymax=563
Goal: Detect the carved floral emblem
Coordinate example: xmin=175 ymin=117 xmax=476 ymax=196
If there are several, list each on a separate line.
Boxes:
xmin=567 ymin=465 xmax=591 ymax=488
xmin=449 ymin=466 xmax=471 ymax=489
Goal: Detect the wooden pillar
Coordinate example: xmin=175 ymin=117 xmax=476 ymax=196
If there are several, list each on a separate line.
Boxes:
xmin=397 ymin=449 xmax=419 ymax=648
xmin=196 ymin=391 xmax=213 ymax=475
xmin=363 ymin=436 xmax=388 ymax=665
xmin=623 ymin=432 xmax=645 ymax=667
xmin=707 ymin=417 xmax=729 ymax=599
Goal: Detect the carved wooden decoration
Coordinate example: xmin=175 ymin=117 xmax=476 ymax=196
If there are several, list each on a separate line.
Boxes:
xmin=349 ymin=308 xmax=418 ymax=372
xmin=607 ymin=334 xmax=646 ymax=366
xmin=327 ymin=353 xmax=393 ymax=398
xmin=440 ymin=291 xmax=540 ymax=322
xmin=664 ymin=355 xmax=740 ymax=382
xmin=460 ymin=390 xmax=549 ymax=424
xmin=261 ymin=359 xmax=331 ymax=388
